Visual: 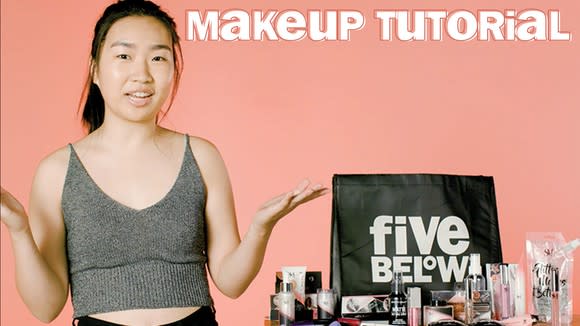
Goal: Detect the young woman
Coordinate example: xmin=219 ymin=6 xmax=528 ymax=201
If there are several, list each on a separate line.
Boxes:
xmin=0 ymin=0 xmax=327 ymax=325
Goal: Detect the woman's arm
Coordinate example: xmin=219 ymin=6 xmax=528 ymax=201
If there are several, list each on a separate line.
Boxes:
xmin=192 ymin=138 xmax=327 ymax=298
xmin=1 ymin=151 xmax=70 ymax=322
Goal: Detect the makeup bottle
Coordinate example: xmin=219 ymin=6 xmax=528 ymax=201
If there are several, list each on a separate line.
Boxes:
xmin=500 ymin=264 xmax=512 ymax=320
xmin=465 ymin=279 xmax=475 ymax=325
xmin=278 ymin=282 xmax=295 ymax=326
xmin=389 ymin=270 xmax=407 ymax=325
xmin=317 ymin=288 xmax=336 ymax=320
xmin=551 ymin=268 xmax=560 ymax=326
xmin=407 ymin=287 xmax=422 ymax=326
xmin=465 ymin=253 xmax=486 ymax=291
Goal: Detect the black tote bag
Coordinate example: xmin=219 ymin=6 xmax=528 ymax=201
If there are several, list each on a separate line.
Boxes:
xmin=330 ymin=174 xmax=502 ymax=306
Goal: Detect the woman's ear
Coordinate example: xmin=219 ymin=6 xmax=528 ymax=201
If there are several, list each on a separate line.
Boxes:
xmin=91 ymin=59 xmax=99 ymax=86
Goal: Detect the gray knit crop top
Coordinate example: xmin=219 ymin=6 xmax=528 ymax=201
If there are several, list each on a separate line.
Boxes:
xmin=62 ymin=135 xmax=213 ymax=318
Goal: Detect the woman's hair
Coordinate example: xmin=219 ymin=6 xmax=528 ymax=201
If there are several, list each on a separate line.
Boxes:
xmin=79 ymin=0 xmax=183 ymax=133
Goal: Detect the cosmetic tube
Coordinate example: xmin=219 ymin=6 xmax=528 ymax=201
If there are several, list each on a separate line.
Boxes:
xmin=407 ymin=287 xmax=422 ymax=326
xmin=465 ymin=279 xmax=475 ymax=325
xmin=282 ymin=266 xmax=306 ymax=305
xmin=500 ymin=264 xmax=512 ymax=320
xmin=551 ymin=268 xmax=560 ymax=326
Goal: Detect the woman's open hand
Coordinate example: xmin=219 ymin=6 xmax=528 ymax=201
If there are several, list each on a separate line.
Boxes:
xmin=1 ymin=187 xmax=30 ymax=235
xmin=253 ymin=179 xmax=328 ymax=230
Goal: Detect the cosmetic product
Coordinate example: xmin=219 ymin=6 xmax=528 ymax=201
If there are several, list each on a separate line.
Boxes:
xmin=464 ymin=279 xmax=474 ymax=325
xmin=317 ymin=288 xmax=335 ymax=320
xmin=389 ymin=270 xmax=407 ymax=325
xmin=497 ymin=314 xmax=534 ymax=326
xmin=423 ymin=296 xmax=454 ymax=325
xmin=275 ymin=271 xmax=322 ymax=295
xmin=270 ymin=294 xmax=280 ymax=320
xmin=472 ymin=321 xmax=502 ymax=326
xmin=429 ymin=320 xmax=466 ymax=326
xmin=500 ymin=264 xmax=512 ymax=320
xmin=293 ymin=321 xmax=338 ymax=326
xmin=264 ymin=317 xmax=281 ymax=326
xmin=305 ymin=293 xmax=318 ymax=320
xmin=472 ymin=292 xmax=492 ymax=323
xmin=407 ymin=287 xmax=422 ymax=326
xmin=485 ymin=263 xmax=501 ymax=320
xmin=465 ymin=253 xmax=486 ymax=292
xmin=341 ymin=295 xmax=389 ymax=320
xmin=278 ymin=282 xmax=295 ymax=326
xmin=431 ymin=290 xmax=464 ymax=322
xmin=282 ymin=266 xmax=306 ymax=304
xmin=551 ymin=268 xmax=560 ymax=326
xmin=282 ymin=266 xmax=308 ymax=321
xmin=337 ymin=318 xmax=362 ymax=326
xmin=514 ymin=264 xmax=526 ymax=317
xmin=526 ymin=234 xmax=578 ymax=323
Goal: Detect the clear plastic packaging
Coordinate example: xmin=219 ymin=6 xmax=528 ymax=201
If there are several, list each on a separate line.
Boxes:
xmin=525 ymin=233 xmax=577 ymax=324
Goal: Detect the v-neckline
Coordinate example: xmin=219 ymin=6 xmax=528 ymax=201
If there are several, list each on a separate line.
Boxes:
xmin=69 ymin=138 xmax=188 ymax=213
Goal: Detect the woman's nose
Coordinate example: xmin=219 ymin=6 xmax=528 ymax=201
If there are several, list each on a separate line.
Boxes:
xmin=130 ymin=59 xmax=153 ymax=82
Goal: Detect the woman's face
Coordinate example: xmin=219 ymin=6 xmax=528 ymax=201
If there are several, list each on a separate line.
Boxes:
xmin=93 ymin=16 xmax=174 ymax=125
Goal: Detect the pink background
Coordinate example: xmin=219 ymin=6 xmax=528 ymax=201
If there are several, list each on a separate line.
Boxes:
xmin=1 ymin=0 xmax=579 ymax=325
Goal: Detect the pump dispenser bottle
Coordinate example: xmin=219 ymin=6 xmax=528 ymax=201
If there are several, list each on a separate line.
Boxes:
xmin=465 ymin=253 xmax=486 ymax=291
xmin=389 ymin=270 xmax=408 ymax=325
xmin=278 ymin=282 xmax=295 ymax=326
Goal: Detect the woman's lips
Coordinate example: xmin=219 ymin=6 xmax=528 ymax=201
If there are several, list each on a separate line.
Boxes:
xmin=126 ymin=91 xmax=153 ymax=107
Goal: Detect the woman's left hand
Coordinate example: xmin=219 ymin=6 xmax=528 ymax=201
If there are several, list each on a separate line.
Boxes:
xmin=253 ymin=179 xmax=328 ymax=230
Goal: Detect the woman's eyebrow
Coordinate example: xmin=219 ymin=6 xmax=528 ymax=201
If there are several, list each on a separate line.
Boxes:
xmin=151 ymin=44 xmax=171 ymax=51
xmin=110 ymin=41 xmax=171 ymax=51
xmin=110 ymin=40 xmax=135 ymax=48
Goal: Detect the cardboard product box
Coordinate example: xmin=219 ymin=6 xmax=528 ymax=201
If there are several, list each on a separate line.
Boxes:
xmin=340 ymin=295 xmax=389 ymax=320
xmin=270 ymin=294 xmax=280 ymax=321
xmin=471 ymin=290 xmax=492 ymax=322
xmin=431 ymin=290 xmax=464 ymax=322
xmin=486 ymin=263 xmax=517 ymax=320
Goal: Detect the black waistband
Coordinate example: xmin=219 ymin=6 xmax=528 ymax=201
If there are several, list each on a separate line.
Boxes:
xmin=73 ymin=306 xmax=217 ymax=326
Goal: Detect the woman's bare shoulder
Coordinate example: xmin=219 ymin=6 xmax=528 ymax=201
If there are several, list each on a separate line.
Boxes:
xmin=187 ymin=135 xmax=221 ymax=158
xmin=35 ymin=144 xmax=72 ymax=177
xmin=29 ymin=144 xmax=74 ymax=209
xmin=186 ymin=135 xmax=229 ymax=182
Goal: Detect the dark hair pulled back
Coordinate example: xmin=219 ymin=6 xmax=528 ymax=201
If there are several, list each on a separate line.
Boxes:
xmin=79 ymin=0 xmax=183 ymax=133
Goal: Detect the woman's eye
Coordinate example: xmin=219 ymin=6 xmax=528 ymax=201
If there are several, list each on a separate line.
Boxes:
xmin=116 ymin=54 xmax=129 ymax=60
xmin=152 ymin=56 xmax=166 ymax=62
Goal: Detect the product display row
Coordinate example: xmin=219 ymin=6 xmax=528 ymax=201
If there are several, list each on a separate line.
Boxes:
xmin=265 ymin=236 xmax=578 ymax=326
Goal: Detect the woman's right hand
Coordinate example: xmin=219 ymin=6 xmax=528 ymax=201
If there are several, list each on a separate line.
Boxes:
xmin=1 ymin=187 xmax=30 ymax=235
